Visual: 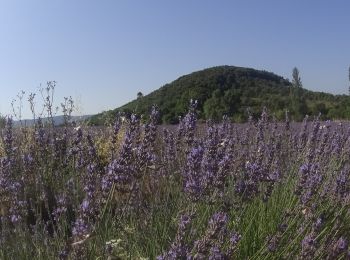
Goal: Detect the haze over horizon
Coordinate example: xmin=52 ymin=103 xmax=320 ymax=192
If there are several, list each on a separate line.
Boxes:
xmin=0 ymin=0 xmax=349 ymax=118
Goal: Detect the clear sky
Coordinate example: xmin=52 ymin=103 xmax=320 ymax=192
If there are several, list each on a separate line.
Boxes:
xmin=0 ymin=0 xmax=349 ymax=118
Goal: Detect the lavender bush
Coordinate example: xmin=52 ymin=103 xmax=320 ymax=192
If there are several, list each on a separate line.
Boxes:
xmin=0 ymin=96 xmax=349 ymax=259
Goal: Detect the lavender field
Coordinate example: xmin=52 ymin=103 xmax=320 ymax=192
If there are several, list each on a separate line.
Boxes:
xmin=0 ymin=101 xmax=349 ymax=259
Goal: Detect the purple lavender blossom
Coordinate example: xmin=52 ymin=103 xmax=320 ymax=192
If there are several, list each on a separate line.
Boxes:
xmin=335 ymin=237 xmax=348 ymax=251
xmin=53 ymin=194 xmax=68 ymax=222
xmin=298 ymin=115 xmax=309 ymax=150
xmin=157 ymin=214 xmax=193 ymax=260
xmin=208 ymin=246 xmax=226 ymax=260
xmin=230 ymin=232 xmax=241 ymax=247
xmin=207 ymin=212 xmax=228 ymax=238
xmin=72 ymin=217 xmax=89 ymax=238
xmin=235 ymin=162 xmax=262 ymax=200
xmin=3 ymin=117 xmax=14 ymax=156
xmin=163 ymin=128 xmax=176 ymax=165
xmin=301 ymin=233 xmax=316 ymax=259
xmin=183 ymin=145 xmax=204 ymax=201
xmin=183 ymin=100 xmax=198 ymax=149
xmin=102 ymin=119 xmax=135 ymax=194
xmin=190 ymin=212 xmax=228 ymax=258
xmin=218 ymin=115 xmax=230 ymax=140
xmin=295 ymin=163 xmax=323 ymax=205
xmin=328 ymin=236 xmax=349 ymax=258
xmin=334 ymin=169 xmax=349 ymax=201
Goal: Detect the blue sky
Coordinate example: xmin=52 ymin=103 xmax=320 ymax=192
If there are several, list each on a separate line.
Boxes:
xmin=0 ymin=0 xmax=349 ymax=118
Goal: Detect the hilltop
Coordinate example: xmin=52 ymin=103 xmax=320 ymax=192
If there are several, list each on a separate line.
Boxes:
xmin=89 ymin=66 xmax=350 ymax=124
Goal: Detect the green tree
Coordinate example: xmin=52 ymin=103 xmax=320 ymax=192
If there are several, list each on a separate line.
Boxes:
xmin=88 ymin=66 xmax=350 ymax=124
xmin=311 ymin=102 xmax=328 ymax=117
xmin=290 ymin=67 xmax=307 ymax=120
xmin=292 ymin=67 xmax=302 ymax=89
xmin=203 ymin=89 xmax=228 ymax=120
xmin=223 ymin=88 xmax=241 ymax=116
xmin=137 ymin=92 xmax=143 ymax=99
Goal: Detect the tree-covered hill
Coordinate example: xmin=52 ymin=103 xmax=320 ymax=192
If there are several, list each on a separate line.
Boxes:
xmin=89 ymin=66 xmax=350 ymax=125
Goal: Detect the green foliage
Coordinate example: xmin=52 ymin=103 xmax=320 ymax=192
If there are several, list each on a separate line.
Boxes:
xmin=88 ymin=66 xmax=350 ymax=124
xmin=288 ymin=67 xmax=308 ymax=121
xmin=292 ymin=67 xmax=302 ymax=89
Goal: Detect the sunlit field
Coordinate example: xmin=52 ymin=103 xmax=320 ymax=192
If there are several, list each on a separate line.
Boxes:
xmin=0 ymin=99 xmax=349 ymax=260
